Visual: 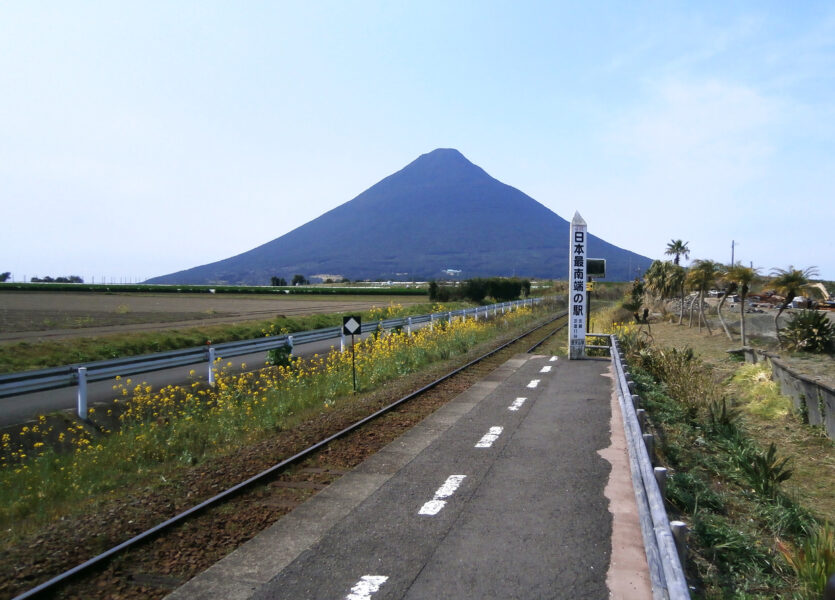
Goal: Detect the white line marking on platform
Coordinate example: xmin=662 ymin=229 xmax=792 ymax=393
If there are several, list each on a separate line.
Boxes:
xmin=419 ymin=475 xmax=466 ymax=516
xmin=475 ymin=426 xmax=503 ymax=448
xmin=346 ymin=575 xmax=388 ymax=600
xmin=508 ymin=397 xmax=527 ymax=411
xmin=539 ymin=365 xmax=552 ymax=373
xmin=527 ymin=379 xmax=540 ymax=388
xmin=550 ymin=356 xmax=558 ymax=362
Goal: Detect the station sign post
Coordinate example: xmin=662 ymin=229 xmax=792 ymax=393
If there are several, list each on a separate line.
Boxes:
xmin=569 ymin=212 xmax=587 ymax=359
xmin=343 ymin=316 xmax=362 ymax=392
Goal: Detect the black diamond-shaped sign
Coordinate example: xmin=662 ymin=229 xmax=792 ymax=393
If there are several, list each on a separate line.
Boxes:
xmin=342 ymin=316 xmax=361 ymax=335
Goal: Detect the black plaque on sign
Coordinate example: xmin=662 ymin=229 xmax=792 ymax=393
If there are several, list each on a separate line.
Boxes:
xmin=342 ymin=316 xmax=362 ymax=336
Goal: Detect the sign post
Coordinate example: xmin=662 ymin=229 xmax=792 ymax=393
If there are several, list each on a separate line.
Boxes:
xmin=569 ymin=212 xmax=587 ymax=359
xmin=342 ymin=316 xmax=362 ymax=392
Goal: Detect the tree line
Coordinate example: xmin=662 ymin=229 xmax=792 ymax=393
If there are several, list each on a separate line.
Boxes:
xmin=429 ymin=277 xmax=531 ymax=303
xmin=0 ymin=274 xmax=85 ymax=283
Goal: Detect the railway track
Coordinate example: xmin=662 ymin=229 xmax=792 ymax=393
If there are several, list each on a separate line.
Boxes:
xmin=7 ymin=311 xmax=568 ymax=600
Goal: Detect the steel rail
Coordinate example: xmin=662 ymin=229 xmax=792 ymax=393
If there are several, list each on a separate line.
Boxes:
xmin=525 ymin=321 xmax=567 ymax=353
xmin=11 ymin=310 xmax=568 ymax=600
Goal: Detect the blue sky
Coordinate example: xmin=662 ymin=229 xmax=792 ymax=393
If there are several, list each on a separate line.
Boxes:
xmin=1 ymin=2 xmax=833 ymax=282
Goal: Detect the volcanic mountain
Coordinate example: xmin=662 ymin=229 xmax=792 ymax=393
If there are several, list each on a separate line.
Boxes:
xmin=147 ymin=149 xmax=652 ymax=284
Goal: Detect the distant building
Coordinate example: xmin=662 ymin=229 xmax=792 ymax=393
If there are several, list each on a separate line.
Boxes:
xmin=442 ymin=269 xmax=462 ymax=277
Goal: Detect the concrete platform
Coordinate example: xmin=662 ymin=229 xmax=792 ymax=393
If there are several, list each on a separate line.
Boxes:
xmin=166 ymin=354 xmax=650 ymax=600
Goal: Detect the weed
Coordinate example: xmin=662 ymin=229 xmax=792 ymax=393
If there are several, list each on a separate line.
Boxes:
xmin=706 ymin=398 xmax=741 ymax=439
xmin=265 ymin=343 xmax=293 ymax=367
xmin=778 ymin=521 xmax=835 ymax=599
xmin=737 ymin=442 xmax=793 ymax=497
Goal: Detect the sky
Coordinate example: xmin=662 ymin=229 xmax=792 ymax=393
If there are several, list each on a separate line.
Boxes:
xmin=1 ymin=1 xmax=833 ymax=283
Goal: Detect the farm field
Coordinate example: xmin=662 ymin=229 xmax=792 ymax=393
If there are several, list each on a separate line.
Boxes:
xmin=0 ymin=291 xmax=425 ymax=343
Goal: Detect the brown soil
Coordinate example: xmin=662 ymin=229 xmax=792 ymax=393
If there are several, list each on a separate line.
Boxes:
xmin=0 ymin=292 xmax=423 ymax=343
xmin=0 ymin=317 xmax=562 ymax=600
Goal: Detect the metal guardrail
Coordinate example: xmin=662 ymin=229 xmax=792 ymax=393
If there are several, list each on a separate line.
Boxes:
xmin=610 ymin=336 xmax=690 ymax=600
xmin=7 ymin=304 xmax=563 ymax=600
xmin=0 ymin=298 xmax=544 ymax=399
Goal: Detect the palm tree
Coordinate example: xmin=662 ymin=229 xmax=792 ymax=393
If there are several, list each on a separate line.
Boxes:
xmin=726 ymin=264 xmax=758 ymax=346
xmin=686 ymin=259 xmax=720 ymax=334
xmin=669 ymin=264 xmax=687 ymax=324
xmin=665 ymin=240 xmax=690 ymax=266
xmin=644 ymin=261 xmax=675 ymax=303
xmin=644 ymin=261 xmax=688 ymax=327
xmin=714 ymin=264 xmax=734 ymax=340
xmin=665 ymin=241 xmax=690 ymax=323
xmin=770 ymin=265 xmax=821 ymax=342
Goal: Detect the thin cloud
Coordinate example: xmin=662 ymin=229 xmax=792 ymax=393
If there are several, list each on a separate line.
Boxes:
xmin=609 ymin=79 xmax=777 ymax=193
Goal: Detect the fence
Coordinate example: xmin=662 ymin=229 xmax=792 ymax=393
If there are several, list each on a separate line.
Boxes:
xmin=737 ymin=348 xmax=835 ymax=438
xmin=0 ymin=298 xmax=546 ymax=402
xmin=611 ymin=336 xmax=691 ymax=600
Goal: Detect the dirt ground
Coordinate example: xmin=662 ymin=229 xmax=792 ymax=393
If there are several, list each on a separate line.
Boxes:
xmin=646 ymin=308 xmax=835 ymax=389
xmin=0 ymin=292 xmax=424 ymax=343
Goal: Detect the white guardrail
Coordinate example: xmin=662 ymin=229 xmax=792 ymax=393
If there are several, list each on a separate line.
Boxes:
xmin=0 ymin=298 xmax=543 ymax=399
xmin=610 ymin=335 xmax=691 ymax=600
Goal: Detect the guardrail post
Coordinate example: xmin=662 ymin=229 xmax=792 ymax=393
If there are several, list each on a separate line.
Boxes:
xmin=407 ymin=317 xmax=412 ymax=336
xmin=643 ymin=433 xmax=655 ymax=464
xmin=341 ymin=329 xmax=346 ymax=352
xmin=77 ymin=367 xmax=88 ymax=421
xmin=636 ymin=408 xmax=647 ymax=432
xmin=825 ymin=574 xmax=835 ymax=600
xmin=631 ymin=394 xmax=641 ymax=409
xmin=654 ymin=466 xmax=668 ymax=497
xmin=208 ymin=347 xmax=216 ymax=386
xmin=430 ymin=314 xmax=434 ymax=331
xmin=448 ymin=311 xmax=453 ymax=325
xmin=287 ymin=335 xmax=294 ymax=353
xmin=670 ymin=521 xmax=689 ymax=567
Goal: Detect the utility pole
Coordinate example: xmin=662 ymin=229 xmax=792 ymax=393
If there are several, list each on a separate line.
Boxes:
xmin=731 ymin=240 xmax=735 ymax=266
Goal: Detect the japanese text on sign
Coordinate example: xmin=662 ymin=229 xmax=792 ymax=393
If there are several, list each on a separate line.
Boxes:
xmin=568 ymin=212 xmax=587 ymax=359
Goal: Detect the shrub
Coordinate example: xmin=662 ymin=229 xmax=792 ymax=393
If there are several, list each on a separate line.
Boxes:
xmin=779 ymin=309 xmax=834 ymax=353
xmin=622 ymin=278 xmax=644 ymax=312
xmin=266 ymin=343 xmax=293 ymax=367
xmin=429 ymin=277 xmax=527 ymax=303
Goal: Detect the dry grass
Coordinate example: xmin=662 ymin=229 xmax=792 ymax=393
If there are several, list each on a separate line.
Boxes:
xmin=647 ymin=320 xmax=835 ymax=523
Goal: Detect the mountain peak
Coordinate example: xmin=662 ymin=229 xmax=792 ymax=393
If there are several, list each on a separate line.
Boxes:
xmin=423 ymin=147 xmax=466 ymax=159
xmin=147 ymin=150 xmax=652 ymax=284
xmin=396 ymin=148 xmax=488 ymax=183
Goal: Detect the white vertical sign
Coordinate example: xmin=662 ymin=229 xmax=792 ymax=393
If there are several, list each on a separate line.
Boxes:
xmin=569 ymin=212 xmax=587 ymax=359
